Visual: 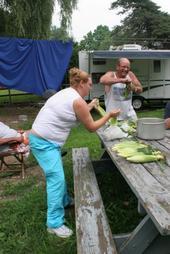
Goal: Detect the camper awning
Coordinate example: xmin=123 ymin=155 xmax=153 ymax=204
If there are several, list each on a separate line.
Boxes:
xmin=91 ymin=50 xmax=170 ymax=59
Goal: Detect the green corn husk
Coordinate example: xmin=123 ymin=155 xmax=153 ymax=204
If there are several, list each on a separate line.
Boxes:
xmin=117 ymin=147 xmax=142 ymax=158
xmin=95 ymin=100 xmax=117 ymax=125
xmin=112 ymin=141 xmax=147 ymax=151
xmin=112 ymin=140 xmax=165 ymax=163
xmin=124 ymin=85 xmax=130 ymax=98
xmin=127 ymin=154 xmax=164 ymax=163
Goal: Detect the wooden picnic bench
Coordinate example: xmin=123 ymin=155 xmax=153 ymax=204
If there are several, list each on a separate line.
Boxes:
xmin=96 ymin=127 xmax=170 ymax=254
xmin=72 ymin=147 xmax=118 ymax=254
xmin=0 ymin=144 xmax=25 ymax=179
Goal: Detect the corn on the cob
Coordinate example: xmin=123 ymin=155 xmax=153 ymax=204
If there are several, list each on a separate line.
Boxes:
xmin=112 ymin=141 xmax=147 ymax=151
xmin=95 ymin=99 xmax=117 ymax=125
xmin=127 ymin=154 xmax=164 ymax=163
xmin=112 ymin=139 xmax=164 ymax=163
xmin=117 ymin=147 xmax=140 ymax=158
xmin=124 ymin=85 xmax=130 ymax=98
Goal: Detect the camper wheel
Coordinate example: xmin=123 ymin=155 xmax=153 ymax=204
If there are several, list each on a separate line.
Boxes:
xmin=132 ymin=96 xmax=144 ymax=110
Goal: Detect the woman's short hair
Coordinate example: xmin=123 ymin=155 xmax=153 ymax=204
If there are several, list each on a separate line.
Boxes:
xmin=69 ymin=68 xmax=89 ymax=87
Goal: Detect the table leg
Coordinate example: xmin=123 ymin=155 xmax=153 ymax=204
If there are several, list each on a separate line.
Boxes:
xmin=138 ymin=201 xmax=147 ymax=216
xmin=113 ymin=215 xmax=159 ymax=254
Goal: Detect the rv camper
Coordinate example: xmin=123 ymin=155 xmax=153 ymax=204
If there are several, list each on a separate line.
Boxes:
xmin=79 ymin=45 xmax=170 ymax=109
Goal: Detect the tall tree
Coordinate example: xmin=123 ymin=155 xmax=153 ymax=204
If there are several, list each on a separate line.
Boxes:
xmin=110 ymin=0 xmax=170 ymax=48
xmin=57 ymin=0 xmax=77 ymax=32
xmin=50 ymin=25 xmax=70 ymax=41
xmin=0 ymin=0 xmax=78 ymax=39
xmin=79 ymin=25 xmax=113 ymax=50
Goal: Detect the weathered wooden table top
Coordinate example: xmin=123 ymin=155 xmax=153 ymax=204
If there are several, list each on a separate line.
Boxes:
xmin=97 ymin=128 xmax=170 ymax=236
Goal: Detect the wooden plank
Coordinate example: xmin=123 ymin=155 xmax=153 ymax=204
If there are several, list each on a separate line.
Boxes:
xmin=143 ymin=162 xmax=170 ymax=191
xmin=72 ymin=147 xmax=117 ymax=254
xmin=137 ymin=140 xmax=170 ymax=191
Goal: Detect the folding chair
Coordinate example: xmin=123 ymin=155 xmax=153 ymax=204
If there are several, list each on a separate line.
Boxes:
xmin=0 ymin=144 xmax=25 ymax=179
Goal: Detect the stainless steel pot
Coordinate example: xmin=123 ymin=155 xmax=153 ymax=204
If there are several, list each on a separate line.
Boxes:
xmin=137 ymin=117 xmax=165 ymax=140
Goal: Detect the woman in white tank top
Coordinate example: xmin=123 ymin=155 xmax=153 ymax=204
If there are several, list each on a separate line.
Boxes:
xmin=29 ymin=68 xmax=120 ymax=238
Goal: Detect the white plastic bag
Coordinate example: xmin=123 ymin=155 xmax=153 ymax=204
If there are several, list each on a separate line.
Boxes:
xmin=101 ymin=125 xmax=128 ymax=141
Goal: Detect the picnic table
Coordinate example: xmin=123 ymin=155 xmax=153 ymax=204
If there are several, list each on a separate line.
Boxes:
xmin=96 ymin=127 xmax=170 ymax=254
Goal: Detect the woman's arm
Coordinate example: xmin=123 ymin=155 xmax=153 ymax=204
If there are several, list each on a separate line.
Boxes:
xmin=73 ymin=98 xmax=120 ymax=132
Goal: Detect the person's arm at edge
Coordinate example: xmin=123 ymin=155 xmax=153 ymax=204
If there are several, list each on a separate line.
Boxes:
xmin=165 ymin=118 xmax=170 ymax=129
xmin=0 ymin=136 xmax=23 ymax=145
xmin=73 ymin=98 xmax=120 ymax=132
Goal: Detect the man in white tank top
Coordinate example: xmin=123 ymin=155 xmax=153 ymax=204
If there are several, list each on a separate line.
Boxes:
xmin=100 ymin=58 xmax=143 ymax=121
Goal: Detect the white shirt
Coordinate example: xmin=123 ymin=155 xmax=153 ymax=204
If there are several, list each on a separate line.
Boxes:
xmin=0 ymin=122 xmax=19 ymax=138
xmin=32 ymin=87 xmax=81 ymax=146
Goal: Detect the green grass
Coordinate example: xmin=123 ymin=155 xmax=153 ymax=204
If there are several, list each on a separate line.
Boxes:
xmin=0 ymin=89 xmax=42 ymax=105
xmin=137 ymin=108 xmax=164 ymax=118
xmin=0 ymin=107 xmax=164 ymax=254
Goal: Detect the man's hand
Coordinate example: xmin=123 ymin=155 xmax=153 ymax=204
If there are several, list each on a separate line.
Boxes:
xmin=120 ymin=77 xmax=132 ymax=84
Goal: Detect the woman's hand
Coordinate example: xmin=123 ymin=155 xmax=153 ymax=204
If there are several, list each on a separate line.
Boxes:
xmin=109 ymin=109 xmax=121 ymax=118
xmin=88 ymin=98 xmax=99 ymax=111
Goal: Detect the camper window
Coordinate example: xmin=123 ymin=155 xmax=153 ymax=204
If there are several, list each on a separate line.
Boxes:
xmin=153 ymin=60 xmax=161 ymax=73
xmin=93 ymin=60 xmax=106 ymax=65
xmin=92 ymin=73 xmax=105 ymax=83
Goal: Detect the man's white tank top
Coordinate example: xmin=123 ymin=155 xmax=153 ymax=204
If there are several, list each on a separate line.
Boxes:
xmin=105 ymin=72 xmax=137 ymax=121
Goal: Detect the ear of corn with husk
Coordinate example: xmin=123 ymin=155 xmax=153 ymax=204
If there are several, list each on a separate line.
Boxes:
xmin=112 ymin=140 xmax=164 ymax=163
xmin=94 ymin=99 xmax=117 ymax=125
xmin=127 ymin=154 xmax=164 ymax=163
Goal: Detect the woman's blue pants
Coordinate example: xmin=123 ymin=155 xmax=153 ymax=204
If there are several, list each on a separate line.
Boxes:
xmin=29 ymin=133 xmax=70 ymax=228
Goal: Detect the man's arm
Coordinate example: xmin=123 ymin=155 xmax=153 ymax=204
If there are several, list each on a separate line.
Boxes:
xmin=100 ymin=71 xmax=130 ymax=93
xmin=128 ymin=71 xmax=143 ymax=93
xmin=100 ymin=71 xmax=129 ymax=86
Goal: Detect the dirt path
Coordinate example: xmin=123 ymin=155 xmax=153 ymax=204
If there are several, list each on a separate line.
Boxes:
xmin=0 ymin=105 xmax=40 ymax=128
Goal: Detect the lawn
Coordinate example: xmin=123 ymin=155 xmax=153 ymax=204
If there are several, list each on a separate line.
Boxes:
xmin=0 ymin=105 xmax=165 ymax=254
xmin=0 ymin=89 xmax=42 ymax=105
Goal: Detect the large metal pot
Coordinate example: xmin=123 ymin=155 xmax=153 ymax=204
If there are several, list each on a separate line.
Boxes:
xmin=137 ymin=117 xmax=165 ymax=140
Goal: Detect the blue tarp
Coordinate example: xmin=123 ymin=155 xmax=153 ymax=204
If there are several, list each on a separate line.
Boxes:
xmin=0 ymin=37 xmax=73 ymax=95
